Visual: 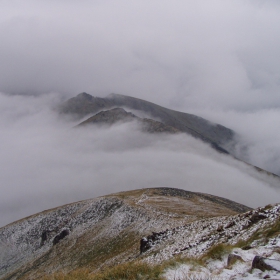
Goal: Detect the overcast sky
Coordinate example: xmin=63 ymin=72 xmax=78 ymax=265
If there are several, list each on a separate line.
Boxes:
xmin=1 ymin=0 xmax=280 ymax=226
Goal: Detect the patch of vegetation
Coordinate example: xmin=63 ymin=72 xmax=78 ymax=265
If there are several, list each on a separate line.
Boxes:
xmin=42 ymin=262 xmax=164 ymax=280
xmin=77 ymin=230 xmax=140 ymax=269
xmin=165 ymin=255 xmax=204 ymax=268
xmin=94 ymin=262 xmax=163 ymax=280
xmin=41 ymin=253 xmax=218 ymax=280
xmin=201 ymin=243 xmax=232 ymax=261
xmin=264 ymin=217 xmax=280 ymax=239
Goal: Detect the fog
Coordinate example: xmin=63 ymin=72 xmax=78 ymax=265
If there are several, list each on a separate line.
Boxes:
xmin=0 ymin=92 xmax=279 ymax=227
xmin=1 ymin=0 xmax=280 ymax=226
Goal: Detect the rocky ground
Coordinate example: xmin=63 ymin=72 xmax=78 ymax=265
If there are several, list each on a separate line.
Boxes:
xmin=141 ymin=203 xmax=280 ymax=279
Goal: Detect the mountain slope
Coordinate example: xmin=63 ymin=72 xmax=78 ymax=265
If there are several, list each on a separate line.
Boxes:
xmin=0 ymin=188 xmax=250 ymax=280
xmin=60 ymin=92 xmax=234 ymax=153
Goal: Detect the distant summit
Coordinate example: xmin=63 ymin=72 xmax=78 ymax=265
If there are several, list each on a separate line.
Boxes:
xmin=60 ymin=92 xmax=234 ymax=153
xmin=76 ymin=92 xmax=94 ymax=101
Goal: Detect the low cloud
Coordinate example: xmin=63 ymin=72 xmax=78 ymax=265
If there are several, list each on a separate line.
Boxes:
xmin=0 ymin=93 xmax=279 ymax=227
xmin=185 ymin=108 xmax=280 ymax=176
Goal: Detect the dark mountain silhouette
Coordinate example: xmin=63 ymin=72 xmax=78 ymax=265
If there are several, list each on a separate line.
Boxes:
xmin=60 ymin=92 xmax=234 ymax=153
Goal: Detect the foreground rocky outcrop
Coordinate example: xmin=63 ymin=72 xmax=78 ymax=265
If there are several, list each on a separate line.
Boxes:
xmin=156 ymin=203 xmax=280 ymax=279
xmin=140 ymin=203 xmax=280 ymax=263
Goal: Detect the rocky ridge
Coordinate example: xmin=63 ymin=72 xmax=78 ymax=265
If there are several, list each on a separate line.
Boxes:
xmin=0 ymin=188 xmax=250 ymax=280
xmin=59 ymin=92 xmax=234 ymax=153
xmin=161 ymin=203 xmax=280 ymax=279
xmin=1 ymin=188 xmax=280 ymax=279
xmin=141 ymin=203 xmax=280 ymax=263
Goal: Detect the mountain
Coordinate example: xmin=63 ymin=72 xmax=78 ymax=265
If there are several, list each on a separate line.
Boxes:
xmin=60 ymin=92 xmax=234 ymax=153
xmin=0 ymin=188 xmax=250 ymax=280
xmin=1 ymin=188 xmax=280 ymax=279
xmin=60 ymin=93 xmax=280 ymax=178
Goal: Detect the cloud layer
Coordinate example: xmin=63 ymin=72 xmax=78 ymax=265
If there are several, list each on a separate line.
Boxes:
xmin=0 ymin=93 xmax=279 ymax=227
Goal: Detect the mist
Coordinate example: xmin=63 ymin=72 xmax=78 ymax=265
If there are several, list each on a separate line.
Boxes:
xmin=1 ymin=1 xmax=280 ymax=226
xmin=0 ymin=92 xmax=279 ymax=227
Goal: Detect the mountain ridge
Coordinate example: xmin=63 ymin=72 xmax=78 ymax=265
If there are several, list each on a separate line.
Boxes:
xmin=0 ymin=187 xmax=251 ymax=279
xmin=1 ymin=188 xmax=280 ymax=279
xmin=60 ymin=92 xmax=280 ymax=178
xmin=59 ymin=92 xmax=234 ymax=154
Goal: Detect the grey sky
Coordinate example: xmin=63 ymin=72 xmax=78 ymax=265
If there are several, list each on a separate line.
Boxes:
xmin=0 ymin=0 xmax=280 ymax=226
xmin=1 ymin=1 xmax=279 ymax=106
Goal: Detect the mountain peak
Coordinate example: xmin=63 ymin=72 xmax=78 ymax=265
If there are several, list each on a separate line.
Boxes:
xmin=76 ymin=92 xmax=94 ymax=100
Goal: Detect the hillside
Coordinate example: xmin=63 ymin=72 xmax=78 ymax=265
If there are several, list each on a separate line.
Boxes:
xmin=0 ymin=188 xmax=250 ymax=279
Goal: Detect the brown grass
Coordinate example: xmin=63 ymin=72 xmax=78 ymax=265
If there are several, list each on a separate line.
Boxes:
xmin=201 ymin=244 xmax=232 ymax=261
xmin=42 ymin=262 xmax=164 ymax=280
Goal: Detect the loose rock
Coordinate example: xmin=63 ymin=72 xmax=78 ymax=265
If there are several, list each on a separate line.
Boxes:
xmin=227 ymin=253 xmax=244 ymax=267
xmin=252 ymin=256 xmax=280 ymax=272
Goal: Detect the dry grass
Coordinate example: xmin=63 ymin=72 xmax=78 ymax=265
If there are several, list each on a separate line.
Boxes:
xmin=264 ymin=217 xmax=280 ymax=239
xmin=200 ymin=243 xmax=232 ymax=262
xmin=76 ymin=230 xmax=140 ymax=270
xmin=41 ymin=258 xmax=214 ymax=280
xmin=42 ymin=262 xmax=164 ymax=280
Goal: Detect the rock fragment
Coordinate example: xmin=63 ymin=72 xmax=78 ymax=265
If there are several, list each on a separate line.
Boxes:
xmin=252 ymin=256 xmax=280 ymax=272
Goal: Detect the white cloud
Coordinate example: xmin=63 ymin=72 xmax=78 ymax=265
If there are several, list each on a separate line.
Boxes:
xmin=0 ymin=1 xmax=280 ymax=108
